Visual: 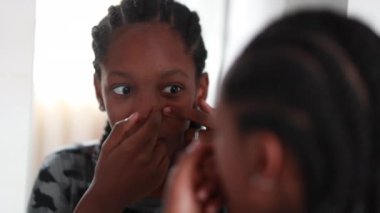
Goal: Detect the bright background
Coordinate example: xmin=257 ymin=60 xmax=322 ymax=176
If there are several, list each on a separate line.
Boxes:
xmin=0 ymin=0 xmax=379 ymax=212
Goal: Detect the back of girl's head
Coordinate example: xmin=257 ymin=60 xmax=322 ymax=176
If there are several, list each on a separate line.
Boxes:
xmin=92 ymin=0 xmax=207 ymax=77
xmin=222 ymin=10 xmax=380 ymax=212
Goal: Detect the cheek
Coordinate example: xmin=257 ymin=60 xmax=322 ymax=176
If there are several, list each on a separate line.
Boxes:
xmin=103 ymin=96 xmax=134 ymax=126
xmin=215 ymin=132 xmax=251 ymax=209
xmin=161 ymin=100 xmax=193 ymax=138
xmin=163 ymin=91 xmax=196 ymax=131
xmin=160 ymin=95 xmax=195 ymax=150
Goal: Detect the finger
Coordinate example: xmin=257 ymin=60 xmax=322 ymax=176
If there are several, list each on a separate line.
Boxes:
xmin=195 ymin=160 xmax=219 ymax=203
xmin=164 ymin=143 xmax=214 ymax=213
xmin=184 ymin=128 xmax=198 ymax=147
xmin=198 ymin=130 xmax=214 ymax=144
xmin=196 ymin=184 xmax=210 ymax=202
xmin=198 ymin=99 xmax=214 ymax=115
xmin=204 ymin=199 xmax=221 ymax=213
xmin=165 ymin=142 xmax=211 ymax=201
xmin=120 ymin=109 xmax=162 ymax=152
xmin=163 ymin=106 xmax=214 ymax=129
xmin=196 ymin=179 xmax=220 ymax=202
xmin=172 ymin=142 xmax=213 ymax=185
xmin=101 ymin=112 xmax=140 ymax=153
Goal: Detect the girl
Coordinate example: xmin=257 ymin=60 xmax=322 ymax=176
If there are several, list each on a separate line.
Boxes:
xmin=165 ymin=10 xmax=380 ymax=212
xmin=28 ymin=0 xmax=210 ymax=212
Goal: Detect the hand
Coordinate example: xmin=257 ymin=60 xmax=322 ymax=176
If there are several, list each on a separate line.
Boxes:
xmin=163 ymin=99 xmax=215 ymax=145
xmin=74 ymin=110 xmax=170 ymax=213
xmin=164 ymin=142 xmax=223 ymax=213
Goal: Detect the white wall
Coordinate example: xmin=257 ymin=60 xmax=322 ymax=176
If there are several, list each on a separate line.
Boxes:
xmin=286 ymin=0 xmax=348 ymax=13
xmin=348 ymin=0 xmax=380 ymax=36
xmin=223 ymin=0 xmax=287 ymax=76
xmin=222 ymin=0 xmax=350 ymax=78
xmin=178 ymin=0 xmax=227 ymax=105
xmin=0 ymin=0 xmax=35 ymax=212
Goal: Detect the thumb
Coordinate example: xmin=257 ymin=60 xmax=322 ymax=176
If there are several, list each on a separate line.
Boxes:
xmin=164 ymin=142 xmax=213 ymax=213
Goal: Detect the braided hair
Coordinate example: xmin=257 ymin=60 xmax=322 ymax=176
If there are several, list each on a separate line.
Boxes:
xmin=92 ymin=0 xmax=208 ymax=144
xmin=92 ymin=0 xmax=207 ymax=77
xmin=222 ymin=10 xmax=380 ymax=212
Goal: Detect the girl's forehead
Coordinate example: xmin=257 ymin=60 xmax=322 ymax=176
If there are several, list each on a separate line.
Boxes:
xmin=110 ymin=22 xmax=185 ymax=49
xmin=101 ymin=23 xmax=196 ymax=80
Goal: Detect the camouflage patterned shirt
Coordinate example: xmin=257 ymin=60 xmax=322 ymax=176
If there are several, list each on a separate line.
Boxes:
xmin=27 ymin=143 xmax=162 ymax=213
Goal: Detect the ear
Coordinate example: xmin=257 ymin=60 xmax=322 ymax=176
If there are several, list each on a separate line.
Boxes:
xmin=196 ymin=73 xmax=209 ymax=104
xmin=94 ymin=73 xmax=105 ymax=111
xmin=245 ymin=130 xmax=284 ymax=189
xmin=243 ymin=130 xmax=284 ymax=210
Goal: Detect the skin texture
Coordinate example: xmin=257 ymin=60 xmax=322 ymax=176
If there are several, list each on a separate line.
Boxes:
xmin=74 ymin=22 xmax=208 ymax=212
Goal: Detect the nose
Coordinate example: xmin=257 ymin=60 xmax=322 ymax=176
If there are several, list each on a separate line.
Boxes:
xmin=134 ymin=91 xmax=163 ymax=117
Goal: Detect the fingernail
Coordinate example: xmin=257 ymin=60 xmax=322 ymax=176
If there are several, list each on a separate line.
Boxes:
xmin=125 ymin=112 xmax=137 ymax=121
xmin=186 ymin=140 xmax=200 ymax=154
xmin=163 ymin=107 xmax=171 ymax=114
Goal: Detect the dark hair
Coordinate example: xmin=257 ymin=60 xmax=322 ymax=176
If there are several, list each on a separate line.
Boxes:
xmin=91 ymin=0 xmax=207 ymax=77
xmin=222 ymin=10 xmax=380 ymax=212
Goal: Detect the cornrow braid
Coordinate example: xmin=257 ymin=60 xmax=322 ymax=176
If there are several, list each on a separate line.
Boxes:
xmin=253 ymin=11 xmax=380 ymax=211
xmin=222 ymin=10 xmax=379 ymax=212
xmin=250 ymin=31 xmax=371 ymax=211
xmin=91 ymin=0 xmax=207 ymax=77
xmin=223 ymin=45 xmax=354 ymax=212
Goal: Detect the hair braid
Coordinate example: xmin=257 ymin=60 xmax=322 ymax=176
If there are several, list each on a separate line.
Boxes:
xmin=92 ymin=0 xmax=207 ymax=77
xmin=249 ymin=19 xmax=372 ymax=209
xmin=224 ymin=44 xmax=355 ymax=211
xmin=255 ymin=11 xmax=380 ymax=211
xmin=223 ymin=11 xmax=379 ymax=212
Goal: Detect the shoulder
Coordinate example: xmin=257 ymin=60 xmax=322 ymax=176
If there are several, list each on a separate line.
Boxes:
xmin=48 ymin=142 xmax=98 ymax=162
xmin=41 ymin=142 xmax=99 ymax=184
xmin=27 ymin=142 xmax=99 ymax=212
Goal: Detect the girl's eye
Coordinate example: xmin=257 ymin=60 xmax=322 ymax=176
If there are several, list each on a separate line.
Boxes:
xmin=162 ymin=85 xmax=183 ymax=94
xmin=113 ymin=86 xmax=131 ymax=95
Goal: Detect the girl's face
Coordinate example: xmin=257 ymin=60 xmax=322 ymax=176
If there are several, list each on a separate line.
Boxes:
xmin=214 ymin=103 xmax=255 ymax=212
xmin=95 ymin=23 xmax=208 ymax=161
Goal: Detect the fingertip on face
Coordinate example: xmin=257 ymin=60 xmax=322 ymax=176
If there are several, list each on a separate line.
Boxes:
xmin=163 ymin=106 xmax=172 ymax=115
xmin=113 ymin=112 xmax=140 ymax=127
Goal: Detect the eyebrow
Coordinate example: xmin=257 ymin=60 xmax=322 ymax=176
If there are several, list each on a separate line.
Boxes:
xmin=161 ymin=69 xmax=189 ymax=79
xmin=107 ymin=69 xmax=189 ymax=79
xmin=107 ymin=71 xmax=131 ymax=79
